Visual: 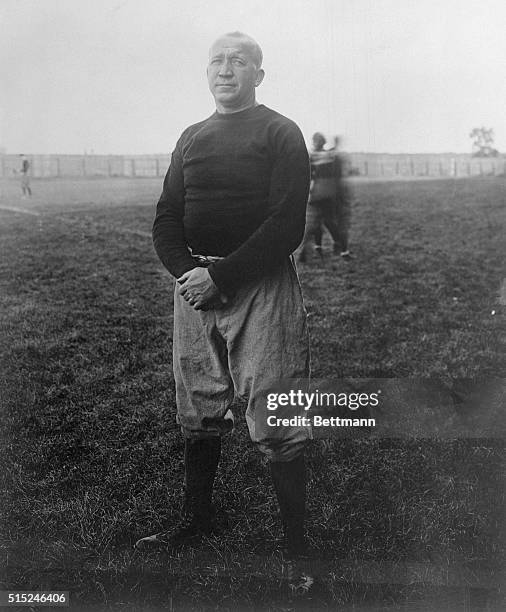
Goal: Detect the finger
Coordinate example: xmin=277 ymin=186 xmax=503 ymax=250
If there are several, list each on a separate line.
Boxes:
xmin=179 ymin=284 xmax=192 ymax=296
xmin=177 ymin=271 xmax=191 ymax=284
xmin=194 ymin=295 xmax=208 ymax=309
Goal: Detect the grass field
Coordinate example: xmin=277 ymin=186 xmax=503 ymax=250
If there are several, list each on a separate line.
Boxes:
xmin=1 ymin=176 xmax=505 ymax=611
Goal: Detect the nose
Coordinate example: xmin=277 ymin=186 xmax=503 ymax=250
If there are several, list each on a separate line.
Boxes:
xmin=218 ymin=59 xmax=233 ymax=77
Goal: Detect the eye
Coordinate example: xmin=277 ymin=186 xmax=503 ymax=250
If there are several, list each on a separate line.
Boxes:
xmin=232 ymin=58 xmax=245 ymax=66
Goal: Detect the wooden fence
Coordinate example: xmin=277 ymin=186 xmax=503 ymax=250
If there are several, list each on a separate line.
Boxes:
xmin=347 ymin=154 xmax=505 ymax=178
xmin=1 ymin=153 xmax=504 ymax=179
xmin=0 ymin=155 xmax=171 ymax=179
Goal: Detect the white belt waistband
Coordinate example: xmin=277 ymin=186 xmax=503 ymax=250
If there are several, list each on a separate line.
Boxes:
xmin=189 ymin=248 xmax=224 ymax=265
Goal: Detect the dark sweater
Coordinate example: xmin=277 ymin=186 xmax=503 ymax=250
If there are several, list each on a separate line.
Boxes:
xmin=152 ymin=104 xmax=310 ymax=294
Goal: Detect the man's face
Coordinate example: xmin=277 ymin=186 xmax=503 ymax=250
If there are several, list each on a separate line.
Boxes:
xmin=207 ymin=37 xmax=264 ymax=112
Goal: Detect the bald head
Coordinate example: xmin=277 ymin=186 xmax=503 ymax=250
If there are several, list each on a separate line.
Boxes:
xmin=210 ymin=31 xmax=263 ymax=69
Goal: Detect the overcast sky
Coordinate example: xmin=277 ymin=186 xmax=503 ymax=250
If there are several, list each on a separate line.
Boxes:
xmin=1 ymin=0 xmax=505 ymax=154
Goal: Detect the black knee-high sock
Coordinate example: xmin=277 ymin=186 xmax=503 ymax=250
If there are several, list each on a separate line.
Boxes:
xmin=270 ymin=454 xmax=307 ymax=555
xmin=184 ymin=437 xmax=221 ymax=523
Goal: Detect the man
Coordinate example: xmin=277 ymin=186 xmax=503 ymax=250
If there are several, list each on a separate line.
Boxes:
xmin=298 ymin=133 xmax=352 ymax=262
xmin=136 ymin=32 xmax=313 ymax=591
xmin=329 ymin=135 xmax=352 ymax=259
xmin=19 ymin=154 xmax=32 ymax=198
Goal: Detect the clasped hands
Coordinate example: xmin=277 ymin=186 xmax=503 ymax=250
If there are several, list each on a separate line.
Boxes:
xmin=177 ymin=267 xmax=228 ymax=311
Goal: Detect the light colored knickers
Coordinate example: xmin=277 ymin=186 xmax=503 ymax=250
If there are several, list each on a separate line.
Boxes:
xmin=172 ymin=257 xmax=311 ymax=462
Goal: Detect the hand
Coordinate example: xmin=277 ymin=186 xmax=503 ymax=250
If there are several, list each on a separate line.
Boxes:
xmin=177 ymin=267 xmax=228 ymax=311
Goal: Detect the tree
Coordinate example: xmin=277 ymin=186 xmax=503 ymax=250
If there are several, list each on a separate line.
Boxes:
xmin=469 ymin=127 xmax=499 ymax=157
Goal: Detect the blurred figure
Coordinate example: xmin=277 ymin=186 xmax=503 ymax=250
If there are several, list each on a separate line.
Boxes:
xmin=19 ymin=154 xmax=32 ymax=198
xmin=328 ymin=136 xmax=352 ymax=258
xmin=298 ymin=133 xmax=352 ymax=262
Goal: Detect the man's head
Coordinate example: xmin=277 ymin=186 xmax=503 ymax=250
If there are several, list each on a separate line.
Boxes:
xmin=312 ymin=132 xmax=326 ymax=151
xmin=207 ymin=32 xmax=264 ymax=114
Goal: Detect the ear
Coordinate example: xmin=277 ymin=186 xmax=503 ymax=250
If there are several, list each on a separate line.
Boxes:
xmin=255 ymin=68 xmax=265 ymax=87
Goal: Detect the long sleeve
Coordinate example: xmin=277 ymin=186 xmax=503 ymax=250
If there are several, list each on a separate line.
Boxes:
xmin=152 ymin=141 xmax=197 ymax=279
xmin=152 ymin=106 xmax=311 ymax=293
xmin=207 ymin=122 xmax=310 ymax=293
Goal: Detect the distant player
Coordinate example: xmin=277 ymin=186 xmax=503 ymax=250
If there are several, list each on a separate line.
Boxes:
xmin=19 ymin=155 xmax=32 ymax=198
xmin=329 ymin=136 xmax=352 ymax=259
xmin=298 ymin=133 xmax=352 ymax=262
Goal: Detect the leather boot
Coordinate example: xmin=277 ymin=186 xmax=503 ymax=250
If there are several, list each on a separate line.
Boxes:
xmin=270 ymin=454 xmax=313 ymax=594
xmin=270 ymin=454 xmax=307 ymax=557
xmin=183 ymin=437 xmax=221 ymax=526
xmin=135 ymin=436 xmax=221 ymax=550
